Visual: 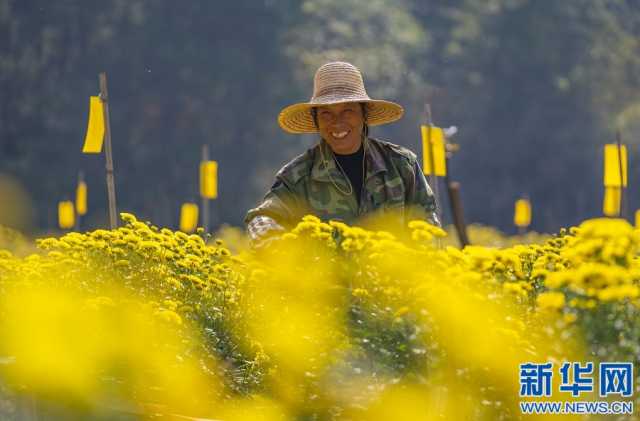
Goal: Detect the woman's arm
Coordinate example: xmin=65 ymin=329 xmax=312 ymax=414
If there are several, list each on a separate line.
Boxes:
xmin=244 ymin=178 xmax=300 ymax=247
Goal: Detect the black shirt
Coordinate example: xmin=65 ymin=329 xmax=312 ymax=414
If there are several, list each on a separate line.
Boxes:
xmin=334 ymin=143 xmax=365 ymax=206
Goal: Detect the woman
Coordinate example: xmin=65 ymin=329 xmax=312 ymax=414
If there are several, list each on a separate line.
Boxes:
xmin=245 ymin=61 xmax=439 ymax=245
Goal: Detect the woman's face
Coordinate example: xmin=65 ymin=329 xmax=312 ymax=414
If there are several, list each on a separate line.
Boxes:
xmin=316 ymin=102 xmax=364 ymax=155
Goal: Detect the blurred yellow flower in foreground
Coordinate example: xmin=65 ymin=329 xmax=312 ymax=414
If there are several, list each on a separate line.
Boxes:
xmin=0 ymin=214 xmax=636 ymax=420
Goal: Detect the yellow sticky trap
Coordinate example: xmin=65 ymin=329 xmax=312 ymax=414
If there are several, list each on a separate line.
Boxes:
xmin=421 ymin=125 xmax=446 ymax=176
xmin=82 ymin=96 xmax=105 ymax=154
xmin=200 ymin=161 xmax=218 ymax=199
xmin=603 ymin=144 xmax=627 ymax=187
xmin=603 ymin=186 xmax=621 ymax=216
xmin=58 ymin=201 xmax=75 ymax=229
xmin=75 ymin=181 xmax=87 ymax=216
xmin=179 ymin=203 xmax=199 ymax=233
xmin=514 ymin=199 xmax=532 ymax=227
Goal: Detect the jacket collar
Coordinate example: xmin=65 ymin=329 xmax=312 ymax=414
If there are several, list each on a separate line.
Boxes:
xmin=310 ymin=137 xmax=387 ymax=185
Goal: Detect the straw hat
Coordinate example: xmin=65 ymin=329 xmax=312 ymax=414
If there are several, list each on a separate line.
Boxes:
xmin=278 ymin=61 xmax=404 ymax=134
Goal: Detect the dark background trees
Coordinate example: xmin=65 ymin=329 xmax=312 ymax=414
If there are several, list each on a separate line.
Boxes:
xmin=2 ymin=0 xmax=639 ymax=234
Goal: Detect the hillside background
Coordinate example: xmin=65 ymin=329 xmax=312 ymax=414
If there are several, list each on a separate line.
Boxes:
xmin=2 ymin=0 xmax=640 ymax=234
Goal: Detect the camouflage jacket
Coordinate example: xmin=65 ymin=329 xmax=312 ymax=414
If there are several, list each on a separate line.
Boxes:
xmin=244 ymin=137 xmax=440 ymax=236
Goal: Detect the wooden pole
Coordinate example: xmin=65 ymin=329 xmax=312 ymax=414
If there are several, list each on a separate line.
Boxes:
xmin=446 ymin=181 xmax=470 ymax=247
xmin=201 ymin=144 xmax=210 ymax=233
xmin=99 ymin=72 xmax=118 ymax=229
xmin=616 ymin=130 xmax=626 ymax=219
xmin=443 ymin=132 xmax=470 ymax=247
xmin=424 ymin=104 xmax=441 ymax=224
xmin=74 ymin=170 xmax=83 ymax=232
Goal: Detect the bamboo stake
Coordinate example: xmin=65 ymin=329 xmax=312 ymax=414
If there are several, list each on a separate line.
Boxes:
xmin=201 ymin=144 xmax=210 ymax=233
xmin=424 ymin=104 xmax=441 ymax=224
xmin=443 ymin=127 xmax=470 ymax=247
xmin=447 ymin=181 xmax=470 ymax=247
xmin=616 ymin=130 xmax=625 ymax=219
xmin=74 ymin=171 xmax=83 ymax=231
xmin=99 ymin=73 xmax=118 ymax=229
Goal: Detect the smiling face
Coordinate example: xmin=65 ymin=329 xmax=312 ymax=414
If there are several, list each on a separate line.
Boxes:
xmin=315 ymin=102 xmax=365 ymax=155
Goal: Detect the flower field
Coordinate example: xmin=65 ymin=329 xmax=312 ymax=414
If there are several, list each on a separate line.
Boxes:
xmin=0 ymin=214 xmax=638 ymax=420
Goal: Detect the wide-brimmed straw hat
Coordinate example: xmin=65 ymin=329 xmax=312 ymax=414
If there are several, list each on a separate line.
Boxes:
xmin=278 ymin=61 xmax=404 ymax=134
